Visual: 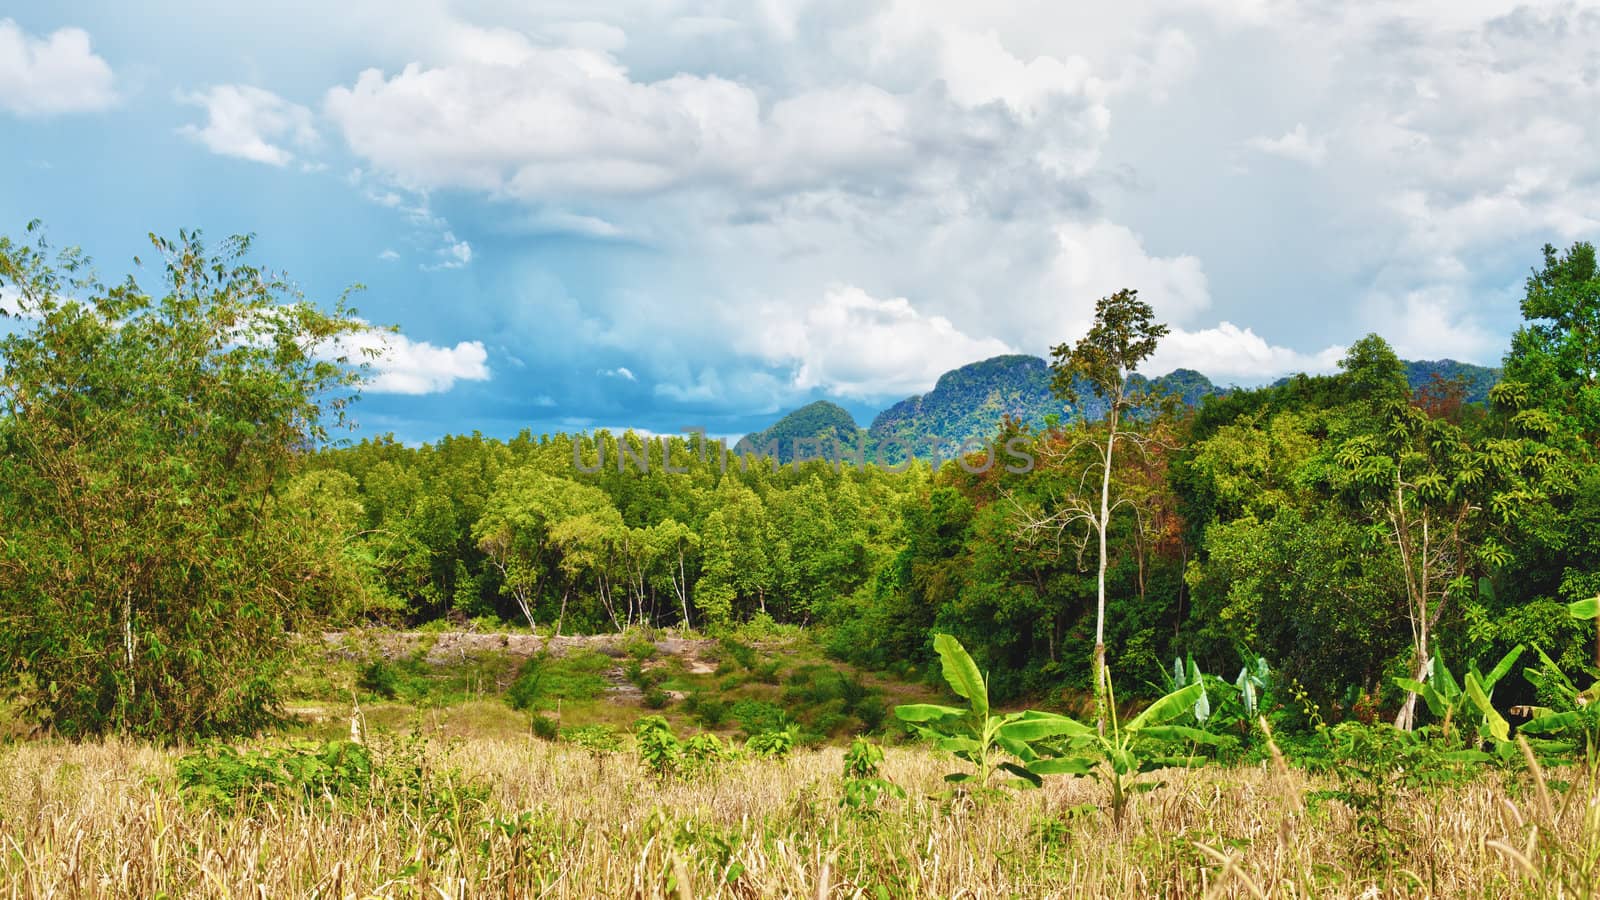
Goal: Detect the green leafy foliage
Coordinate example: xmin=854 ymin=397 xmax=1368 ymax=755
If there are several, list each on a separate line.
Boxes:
xmin=894 ymin=634 xmax=1049 ymax=792
xmin=0 ymin=227 xmax=375 ymax=739
xmin=1020 ymin=678 xmax=1225 ymax=826
xmin=174 ymin=732 xmax=487 ymax=816
xmin=840 ymin=736 xmax=904 ymax=813
xmin=744 ymin=727 xmax=796 ymax=759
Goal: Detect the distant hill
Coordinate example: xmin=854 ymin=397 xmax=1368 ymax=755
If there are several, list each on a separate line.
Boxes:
xmin=734 ymin=400 xmax=863 ymax=463
xmin=741 ymin=355 xmax=1502 ymax=466
xmin=1403 ymin=359 xmax=1501 ymax=403
xmin=867 ymin=355 xmax=1056 ymax=457
xmin=865 ymin=357 xmax=1227 ymax=459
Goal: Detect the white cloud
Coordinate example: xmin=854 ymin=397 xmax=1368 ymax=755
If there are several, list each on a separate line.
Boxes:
xmin=422 ymin=232 xmax=472 ymax=270
xmin=1359 ymin=286 xmax=1500 ymax=362
xmin=324 ymin=50 xmax=763 ymax=197
xmin=333 ymin=327 xmax=491 ymax=395
xmin=378 ymin=248 xmax=400 ymax=261
xmin=749 ymin=285 xmax=1013 ymax=398
xmin=654 ymin=368 xmax=724 ymax=403
xmin=1247 ymin=123 xmax=1326 ymax=166
xmin=177 ymin=85 xmax=318 ymax=166
xmin=320 ymin=18 xmax=1111 ymax=208
xmin=1047 ymin=221 xmax=1212 ymax=330
xmin=599 ymin=367 xmax=636 ymax=381
xmin=1144 ymin=322 xmax=1344 ymax=381
xmin=0 ymin=20 xmax=116 ymax=116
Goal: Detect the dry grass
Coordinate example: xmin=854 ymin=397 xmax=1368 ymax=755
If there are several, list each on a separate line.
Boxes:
xmin=0 ymin=734 xmax=1593 ymax=898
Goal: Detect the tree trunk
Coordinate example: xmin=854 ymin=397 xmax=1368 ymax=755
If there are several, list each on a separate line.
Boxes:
xmin=677 ymin=549 xmax=692 ymax=630
xmin=1393 ymin=650 xmax=1426 ymax=731
xmin=1094 ymin=406 xmax=1117 ymax=733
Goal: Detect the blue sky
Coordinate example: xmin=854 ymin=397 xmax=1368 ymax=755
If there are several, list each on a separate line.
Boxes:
xmin=3 ymin=2 xmax=1597 ymax=444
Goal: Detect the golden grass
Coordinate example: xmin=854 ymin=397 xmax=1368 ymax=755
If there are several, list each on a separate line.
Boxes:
xmin=0 ymin=734 xmax=1593 ymax=898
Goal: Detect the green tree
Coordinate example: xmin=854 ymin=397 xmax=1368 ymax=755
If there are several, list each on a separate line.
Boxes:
xmin=695 ymin=510 xmax=737 ymax=626
xmin=0 ymin=226 xmax=370 ymax=738
xmin=473 ymin=468 xmax=619 ymax=632
xmin=1043 ymin=288 xmax=1169 ymax=727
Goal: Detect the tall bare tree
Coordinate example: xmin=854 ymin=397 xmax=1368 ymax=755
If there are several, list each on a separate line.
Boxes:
xmin=1029 ymin=289 xmax=1168 ymax=729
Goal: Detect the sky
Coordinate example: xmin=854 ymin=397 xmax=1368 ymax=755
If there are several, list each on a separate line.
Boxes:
xmin=2 ymin=1 xmax=1598 ymax=444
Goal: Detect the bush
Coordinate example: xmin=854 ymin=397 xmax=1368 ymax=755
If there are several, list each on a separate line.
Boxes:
xmin=752 ymin=660 xmax=783 ymax=684
xmin=684 ymin=692 xmax=729 ymax=728
xmin=624 ymin=659 xmax=668 ymax=690
xmin=746 ymin=727 xmax=796 ymax=759
xmin=505 ymin=653 xmax=609 ymax=712
xmin=730 ymin=699 xmax=789 ymax=738
xmin=624 ymin=637 xmax=659 ymax=661
xmin=176 ymin=739 xmax=372 ymax=812
xmin=0 ymin=228 xmax=377 ymax=739
xmin=530 ymin=714 xmax=559 ymax=740
xmin=643 ymin=687 xmax=672 ymax=709
xmin=561 ymin=723 xmax=623 ymax=754
xmin=174 ymin=732 xmax=489 ymax=815
xmin=357 ymin=660 xmax=400 ymax=700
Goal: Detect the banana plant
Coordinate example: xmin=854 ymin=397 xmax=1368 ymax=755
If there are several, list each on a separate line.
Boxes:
xmin=1165 ymin=655 xmax=1211 ymax=723
xmin=1009 ymin=676 xmax=1226 ymax=827
xmin=1516 ymin=598 xmax=1600 ymax=779
xmin=894 ymin=633 xmax=1053 ymax=790
xmin=1235 ymin=656 xmax=1270 ymax=719
xmin=1395 ymin=644 xmax=1524 ymax=748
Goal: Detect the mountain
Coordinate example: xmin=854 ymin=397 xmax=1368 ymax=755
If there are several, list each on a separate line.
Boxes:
xmin=740 ymin=355 xmax=1503 ymax=466
xmin=868 ymin=355 xmax=1055 ymax=457
xmin=1403 ymin=359 xmax=1501 ymax=403
xmin=734 ymin=400 xmax=863 ymax=463
xmin=866 ymin=357 xmax=1227 ymax=458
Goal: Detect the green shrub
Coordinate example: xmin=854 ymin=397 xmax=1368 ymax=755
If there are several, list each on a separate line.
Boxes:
xmin=505 ymin=653 xmax=609 ymax=712
xmin=176 ymin=739 xmax=372 ymax=812
xmin=174 ymin=733 xmax=489 ymax=816
xmin=684 ymin=692 xmax=729 ymax=728
xmin=643 ymin=686 xmax=672 ymax=709
xmin=635 ymin=715 xmax=682 ymax=779
xmin=745 ymin=727 xmax=796 ymax=759
xmin=752 ymin=660 xmax=783 ymax=684
xmin=530 ymin=714 xmax=559 ymax=740
xmin=357 ymin=659 xmax=399 ymax=700
xmin=841 ymin=737 xmax=903 ymax=813
xmin=624 ymin=659 xmax=668 ymax=690
xmin=561 ymin=723 xmax=623 ymax=754
xmin=730 ymin=699 xmax=789 ymax=738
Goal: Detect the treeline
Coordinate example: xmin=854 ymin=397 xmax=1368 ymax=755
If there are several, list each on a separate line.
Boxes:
xmin=306 ymin=432 xmax=917 ymax=633
xmin=308 ymin=243 xmax=1600 ymax=720
xmin=4 ymin=225 xmax=1596 ymax=739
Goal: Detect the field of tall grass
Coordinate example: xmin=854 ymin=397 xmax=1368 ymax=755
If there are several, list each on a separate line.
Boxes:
xmin=1 ymin=730 xmax=1594 ymax=898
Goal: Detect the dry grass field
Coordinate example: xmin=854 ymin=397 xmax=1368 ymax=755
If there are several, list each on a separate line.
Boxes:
xmin=1 ymin=732 xmax=1595 ymax=899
